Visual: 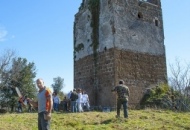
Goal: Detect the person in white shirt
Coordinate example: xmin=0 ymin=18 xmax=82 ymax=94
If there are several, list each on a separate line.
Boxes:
xmin=77 ymin=88 xmax=83 ymax=112
xmin=82 ymin=91 xmax=90 ymax=111
xmin=53 ymin=92 xmax=60 ymax=111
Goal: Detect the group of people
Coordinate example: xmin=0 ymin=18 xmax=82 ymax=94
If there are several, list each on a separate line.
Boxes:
xmin=51 ymin=88 xmax=90 ymax=113
xmin=68 ymin=88 xmax=90 ymax=113
xmin=24 ymin=78 xmax=129 ymax=130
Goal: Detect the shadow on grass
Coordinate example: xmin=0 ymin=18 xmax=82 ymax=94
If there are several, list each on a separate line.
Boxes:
xmin=101 ymin=119 xmax=112 ymax=124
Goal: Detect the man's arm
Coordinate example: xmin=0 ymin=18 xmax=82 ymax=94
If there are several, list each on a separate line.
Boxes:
xmin=86 ymin=95 xmax=89 ymax=102
xmin=111 ymin=86 xmax=116 ymax=92
xmin=128 ymin=88 xmax=130 ymax=97
xmin=70 ymin=93 xmax=73 ymax=100
xmin=46 ymin=96 xmax=53 ymax=113
xmin=28 ymin=99 xmax=38 ymax=107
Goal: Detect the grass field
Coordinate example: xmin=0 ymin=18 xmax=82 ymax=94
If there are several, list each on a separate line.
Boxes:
xmin=0 ymin=109 xmax=190 ymax=130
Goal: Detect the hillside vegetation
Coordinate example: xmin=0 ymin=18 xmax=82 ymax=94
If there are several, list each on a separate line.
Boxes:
xmin=0 ymin=109 xmax=189 ymax=130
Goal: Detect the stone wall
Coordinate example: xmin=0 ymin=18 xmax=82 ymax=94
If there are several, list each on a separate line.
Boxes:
xmin=74 ymin=48 xmax=116 ymax=107
xmin=114 ymin=48 xmax=167 ymax=106
xmin=74 ymin=48 xmax=167 ymax=107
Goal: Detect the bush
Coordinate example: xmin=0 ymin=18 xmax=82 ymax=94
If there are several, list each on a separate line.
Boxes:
xmin=140 ymin=84 xmax=172 ymax=109
xmin=0 ymin=109 xmax=7 ymax=113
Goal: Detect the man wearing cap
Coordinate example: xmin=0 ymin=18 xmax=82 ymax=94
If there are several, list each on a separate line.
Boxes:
xmin=111 ymin=80 xmax=130 ymax=118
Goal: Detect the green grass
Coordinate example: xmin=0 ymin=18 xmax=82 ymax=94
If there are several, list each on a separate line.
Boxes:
xmin=0 ymin=109 xmax=190 ymax=130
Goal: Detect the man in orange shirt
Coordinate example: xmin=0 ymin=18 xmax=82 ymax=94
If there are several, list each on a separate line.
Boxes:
xmin=28 ymin=78 xmax=53 ymax=130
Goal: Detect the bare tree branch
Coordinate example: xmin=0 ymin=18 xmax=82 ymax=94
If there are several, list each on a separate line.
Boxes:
xmin=169 ymin=58 xmax=190 ymax=95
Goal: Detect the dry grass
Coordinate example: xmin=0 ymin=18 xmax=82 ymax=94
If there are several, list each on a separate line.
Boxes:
xmin=0 ymin=109 xmax=190 ymax=130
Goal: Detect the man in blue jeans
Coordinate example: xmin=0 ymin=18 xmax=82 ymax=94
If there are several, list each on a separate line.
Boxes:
xmin=70 ymin=88 xmax=78 ymax=112
xmin=53 ymin=92 xmax=60 ymax=112
xmin=111 ymin=80 xmax=130 ymax=118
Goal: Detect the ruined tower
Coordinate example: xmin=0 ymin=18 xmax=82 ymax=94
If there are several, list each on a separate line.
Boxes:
xmin=74 ymin=0 xmax=167 ymax=107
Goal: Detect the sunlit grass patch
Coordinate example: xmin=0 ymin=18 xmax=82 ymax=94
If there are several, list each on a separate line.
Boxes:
xmin=0 ymin=110 xmax=190 ymax=130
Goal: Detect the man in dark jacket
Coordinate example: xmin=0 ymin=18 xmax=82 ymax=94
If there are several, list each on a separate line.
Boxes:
xmin=112 ymin=80 xmax=130 ymax=118
xmin=70 ymin=88 xmax=78 ymax=112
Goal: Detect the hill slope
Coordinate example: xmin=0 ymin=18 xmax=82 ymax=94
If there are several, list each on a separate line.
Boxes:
xmin=0 ymin=109 xmax=189 ymax=130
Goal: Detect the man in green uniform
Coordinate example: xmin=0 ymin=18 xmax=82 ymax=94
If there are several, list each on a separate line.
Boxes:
xmin=112 ymin=80 xmax=130 ymax=118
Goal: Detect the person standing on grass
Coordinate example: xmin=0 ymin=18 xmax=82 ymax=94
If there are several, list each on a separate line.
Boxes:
xmin=70 ymin=88 xmax=78 ymax=112
xmin=111 ymin=80 xmax=130 ymax=118
xmin=77 ymin=88 xmax=83 ymax=112
xmin=53 ymin=92 xmax=60 ymax=112
xmin=17 ymin=97 xmax=23 ymax=113
xmin=67 ymin=90 xmax=72 ymax=111
xmin=28 ymin=78 xmax=53 ymax=130
xmin=63 ymin=96 xmax=68 ymax=112
xmin=82 ymin=90 xmax=90 ymax=111
xmin=17 ymin=95 xmax=27 ymax=113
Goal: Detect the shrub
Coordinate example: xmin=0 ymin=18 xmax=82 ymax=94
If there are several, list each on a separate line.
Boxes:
xmin=0 ymin=109 xmax=7 ymax=113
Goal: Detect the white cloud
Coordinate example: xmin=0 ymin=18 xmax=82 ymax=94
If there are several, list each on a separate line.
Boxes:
xmin=0 ymin=28 xmax=8 ymax=42
xmin=11 ymin=35 xmax=15 ymax=39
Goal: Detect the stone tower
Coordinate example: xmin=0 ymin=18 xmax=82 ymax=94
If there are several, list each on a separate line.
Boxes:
xmin=74 ymin=0 xmax=167 ymax=107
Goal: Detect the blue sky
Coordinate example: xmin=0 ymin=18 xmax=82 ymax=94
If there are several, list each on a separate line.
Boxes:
xmin=0 ymin=0 xmax=189 ymax=93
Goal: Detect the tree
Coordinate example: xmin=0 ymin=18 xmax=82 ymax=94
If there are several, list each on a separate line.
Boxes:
xmin=0 ymin=50 xmax=16 ymax=109
xmin=9 ymin=57 xmax=37 ymax=98
xmin=58 ymin=91 xmax=65 ymax=101
xmin=0 ymin=55 xmax=37 ymax=111
xmin=140 ymin=59 xmax=190 ymax=111
xmin=168 ymin=58 xmax=190 ymax=111
xmin=169 ymin=58 xmax=190 ymax=94
xmin=0 ymin=49 xmax=15 ymax=88
xmin=51 ymin=76 xmax=64 ymax=94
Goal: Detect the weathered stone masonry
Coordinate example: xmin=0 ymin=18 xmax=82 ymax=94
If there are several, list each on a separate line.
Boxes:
xmin=74 ymin=0 xmax=167 ymax=107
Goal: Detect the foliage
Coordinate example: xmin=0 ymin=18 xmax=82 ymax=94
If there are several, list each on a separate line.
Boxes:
xmin=51 ymin=76 xmax=64 ymax=94
xmin=0 ymin=51 xmax=37 ymax=111
xmin=0 ymin=49 xmax=15 ymax=88
xmin=9 ymin=57 xmax=37 ymax=98
xmin=140 ymin=84 xmax=190 ymax=111
xmin=89 ymin=0 xmax=100 ymax=7
xmin=74 ymin=43 xmax=84 ymax=53
xmin=0 ymin=50 xmax=17 ymax=109
xmin=140 ymin=84 xmax=172 ymax=107
xmin=0 ymin=109 xmax=7 ymax=113
xmin=0 ymin=110 xmax=190 ymax=129
xmin=74 ymin=42 xmax=84 ymax=61
xmin=89 ymin=0 xmax=100 ymax=56
xmin=57 ymin=91 xmax=65 ymax=101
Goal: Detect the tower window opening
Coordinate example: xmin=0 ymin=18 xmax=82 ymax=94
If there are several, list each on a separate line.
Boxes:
xmin=155 ymin=19 xmax=159 ymax=26
xmin=138 ymin=12 xmax=143 ymax=19
xmin=104 ymin=47 xmax=107 ymax=51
